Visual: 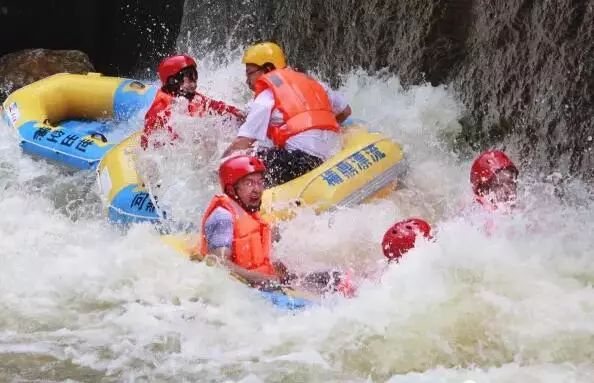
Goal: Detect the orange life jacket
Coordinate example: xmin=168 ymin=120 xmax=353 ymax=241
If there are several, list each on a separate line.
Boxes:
xmin=200 ymin=194 xmax=276 ymax=276
xmin=254 ymin=68 xmax=339 ymax=147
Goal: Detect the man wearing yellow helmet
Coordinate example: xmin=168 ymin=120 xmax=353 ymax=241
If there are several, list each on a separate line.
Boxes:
xmin=223 ymin=42 xmax=352 ymax=186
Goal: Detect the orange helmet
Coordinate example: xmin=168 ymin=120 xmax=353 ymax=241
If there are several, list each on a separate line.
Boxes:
xmin=219 ymin=155 xmax=266 ymax=191
xmin=470 ymin=151 xmax=518 ymax=195
xmin=158 ymin=54 xmax=197 ymax=84
xmin=382 ymin=218 xmax=432 ymax=261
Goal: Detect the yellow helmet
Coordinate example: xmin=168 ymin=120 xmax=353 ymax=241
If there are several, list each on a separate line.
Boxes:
xmin=242 ymin=42 xmax=287 ymax=69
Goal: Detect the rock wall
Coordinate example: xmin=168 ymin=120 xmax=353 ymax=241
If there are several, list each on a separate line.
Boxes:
xmin=178 ymin=0 xmax=594 ymax=180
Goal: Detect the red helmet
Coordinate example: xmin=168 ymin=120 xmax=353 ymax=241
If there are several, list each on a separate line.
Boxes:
xmin=470 ymin=150 xmax=518 ymax=195
xmin=157 ymin=54 xmax=197 ymax=84
xmin=382 ymin=218 xmax=432 ymax=261
xmin=219 ymin=155 xmax=266 ymax=191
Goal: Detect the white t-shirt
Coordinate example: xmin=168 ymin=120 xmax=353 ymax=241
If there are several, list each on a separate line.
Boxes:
xmin=237 ymin=83 xmax=349 ymax=160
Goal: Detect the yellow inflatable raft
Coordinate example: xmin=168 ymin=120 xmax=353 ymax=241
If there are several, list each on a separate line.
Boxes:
xmin=2 ymin=73 xmax=157 ymax=169
xmin=96 ymin=120 xmax=407 ymax=224
xmin=159 ymin=233 xmax=319 ymax=310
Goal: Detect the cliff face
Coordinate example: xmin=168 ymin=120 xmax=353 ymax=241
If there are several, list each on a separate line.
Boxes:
xmin=178 ymin=0 xmax=594 ymax=179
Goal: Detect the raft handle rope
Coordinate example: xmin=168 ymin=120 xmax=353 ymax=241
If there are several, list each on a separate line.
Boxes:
xmin=129 ymin=80 xmax=146 ymax=89
xmin=90 ymin=132 xmax=108 ymax=143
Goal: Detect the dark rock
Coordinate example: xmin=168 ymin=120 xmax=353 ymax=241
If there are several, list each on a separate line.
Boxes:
xmin=0 ymin=49 xmax=94 ymax=101
xmin=0 ymin=0 xmax=184 ymax=79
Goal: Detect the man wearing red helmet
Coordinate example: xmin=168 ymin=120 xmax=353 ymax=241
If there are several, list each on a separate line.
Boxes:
xmin=379 ymin=152 xmax=518 ymax=261
xmin=199 ymin=154 xmax=277 ymax=285
xmin=199 ymin=154 xmax=355 ymax=295
xmin=382 ymin=218 xmax=432 ymax=262
xmin=461 ymin=150 xmax=520 ymax=236
xmin=141 ymin=54 xmax=244 ymax=150
xmin=470 ymin=150 xmax=519 ymax=211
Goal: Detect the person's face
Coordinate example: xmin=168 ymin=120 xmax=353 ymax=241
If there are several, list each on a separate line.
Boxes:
xmin=245 ymin=64 xmax=264 ymax=91
xmin=482 ymin=169 xmax=518 ymax=207
xmin=233 ymin=172 xmax=265 ymax=212
xmin=179 ymin=73 xmax=197 ymax=95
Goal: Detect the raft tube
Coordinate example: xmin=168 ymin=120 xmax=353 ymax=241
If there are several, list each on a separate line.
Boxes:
xmin=1 ymin=73 xmax=157 ymax=170
xmin=96 ymin=132 xmax=161 ymax=224
xmin=97 ymin=120 xmax=407 ymax=225
xmin=160 ymin=234 xmax=315 ymax=311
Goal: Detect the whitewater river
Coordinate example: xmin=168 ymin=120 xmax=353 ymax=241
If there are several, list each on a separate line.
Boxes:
xmin=1 ymin=61 xmax=593 ymax=382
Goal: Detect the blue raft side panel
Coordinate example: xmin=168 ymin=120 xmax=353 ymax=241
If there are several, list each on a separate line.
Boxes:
xmin=15 ymin=79 xmax=158 ymax=171
xmin=259 ymin=291 xmax=313 ymax=310
xmin=18 ymin=120 xmax=115 ymax=170
xmin=113 ymin=79 xmax=158 ymax=121
xmin=108 ymin=184 xmax=161 ymax=225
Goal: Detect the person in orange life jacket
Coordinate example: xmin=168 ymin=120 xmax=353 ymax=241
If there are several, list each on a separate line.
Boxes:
xmin=141 ymin=54 xmax=244 ymax=150
xmin=470 ymin=150 xmax=519 ymax=212
xmin=199 ymin=154 xmax=356 ymax=295
xmin=382 ymin=218 xmax=433 ymax=262
xmin=222 ymin=42 xmax=352 ymax=187
xmin=199 ymin=155 xmax=279 ymax=286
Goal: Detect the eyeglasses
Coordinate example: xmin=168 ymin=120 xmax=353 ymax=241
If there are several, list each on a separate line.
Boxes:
xmin=245 ymin=68 xmax=263 ymax=77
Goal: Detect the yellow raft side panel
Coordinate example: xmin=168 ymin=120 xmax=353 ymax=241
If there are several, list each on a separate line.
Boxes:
xmin=97 ymin=132 xmax=143 ymax=203
xmin=159 ymin=233 xmax=321 ymax=303
xmin=3 ymin=73 xmax=125 ymax=127
xmin=261 ymin=124 xmax=405 ymax=220
xmin=98 ymin=123 xmax=405 ymax=222
xmin=161 ymin=233 xmax=200 ymax=258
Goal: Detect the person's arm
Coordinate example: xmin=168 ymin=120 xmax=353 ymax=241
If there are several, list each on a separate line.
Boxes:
xmin=142 ymin=103 xmax=167 ymax=150
xmin=222 ymin=91 xmax=274 ymax=157
xmin=335 ymin=104 xmax=352 ymax=123
xmin=324 ymin=84 xmax=352 ymax=124
xmin=199 ymin=93 xmax=246 ymax=120
xmin=208 ymin=248 xmax=278 ymax=285
xmin=201 ymin=208 xmax=278 ymax=286
xmin=222 ymin=136 xmax=257 ymax=157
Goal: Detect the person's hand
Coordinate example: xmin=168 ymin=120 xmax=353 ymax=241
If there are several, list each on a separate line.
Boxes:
xmin=251 ymin=274 xmax=282 ymax=291
xmin=188 ymin=247 xmax=202 ymax=262
xmin=273 ymin=261 xmax=298 ymax=285
xmin=235 ymin=110 xmax=246 ymax=123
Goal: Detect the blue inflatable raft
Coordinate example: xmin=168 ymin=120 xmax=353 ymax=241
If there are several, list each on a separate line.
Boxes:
xmin=2 ymin=72 xmax=157 ymax=170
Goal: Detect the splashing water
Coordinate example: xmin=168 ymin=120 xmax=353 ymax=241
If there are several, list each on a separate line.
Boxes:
xmin=1 ymin=59 xmax=593 ymax=382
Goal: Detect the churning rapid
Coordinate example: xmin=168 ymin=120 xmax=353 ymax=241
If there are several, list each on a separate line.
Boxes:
xmin=1 ymin=58 xmax=593 ymax=382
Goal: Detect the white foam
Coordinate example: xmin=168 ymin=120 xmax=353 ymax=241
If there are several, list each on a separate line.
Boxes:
xmin=1 ymin=63 xmax=593 ymax=381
